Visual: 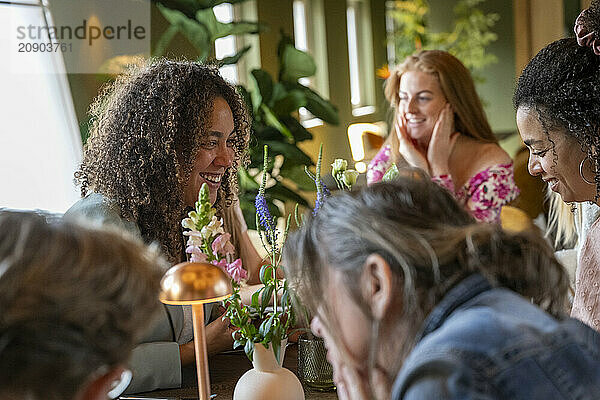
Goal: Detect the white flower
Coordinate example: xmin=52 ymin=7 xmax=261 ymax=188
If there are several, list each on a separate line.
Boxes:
xmin=183 ymin=230 xmax=203 ymax=246
xmin=201 ymin=216 xmax=225 ymax=239
xmin=331 ymin=159 xmax=348 ymax=177
xmin=181 ymin=217 xmax=196 ymax=230
xmin=342 ymin=169 xmax=359 ymax=187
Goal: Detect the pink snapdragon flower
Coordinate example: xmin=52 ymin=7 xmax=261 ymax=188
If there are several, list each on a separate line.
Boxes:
xmin=187 ymin=246 xmax=208 ymax=263
xmin=226 ymin=258 xmax=247 ymax=283
xmin=212 ymin=233 xmax=235 ymax=257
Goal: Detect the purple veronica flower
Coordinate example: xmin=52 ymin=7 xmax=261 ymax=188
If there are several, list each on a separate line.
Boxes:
xmin=313 ymin=180 xmax=330 ymax=215
xmin=255 ymin=192 xmax=278 ymax=245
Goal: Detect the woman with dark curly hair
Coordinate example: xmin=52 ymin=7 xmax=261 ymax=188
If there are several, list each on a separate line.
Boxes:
xmin=65 ymin=59 xmax=263 ymax=392
xmin=514 ymin=1 xmax=600 ymax=333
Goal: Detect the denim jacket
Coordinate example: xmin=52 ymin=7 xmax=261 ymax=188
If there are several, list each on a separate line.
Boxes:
xmin=391 ymin=274 xmax=600 ymax=400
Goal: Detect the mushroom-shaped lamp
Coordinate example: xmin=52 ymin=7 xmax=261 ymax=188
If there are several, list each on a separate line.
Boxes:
xmin=160 ymin=262 xmax=233 ymax=400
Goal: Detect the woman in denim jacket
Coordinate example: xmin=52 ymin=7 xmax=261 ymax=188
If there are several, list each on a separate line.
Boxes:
xmin=283 ymin=174 xmax=600 ymax=400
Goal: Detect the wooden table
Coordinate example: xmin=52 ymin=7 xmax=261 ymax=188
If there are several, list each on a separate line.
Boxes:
xmin=129 ymin=344 xmax=338 ymax=400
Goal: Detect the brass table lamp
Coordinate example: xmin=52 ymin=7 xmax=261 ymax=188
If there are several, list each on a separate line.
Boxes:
xmin=160 ymin=262 xmax=233 ymax=400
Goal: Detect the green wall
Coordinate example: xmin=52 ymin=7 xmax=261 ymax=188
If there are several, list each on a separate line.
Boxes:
xmin=428 ymin=0 xmax=517 ymax=136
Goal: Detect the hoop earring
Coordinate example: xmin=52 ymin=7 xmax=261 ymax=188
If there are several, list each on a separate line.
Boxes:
xmin=579 ymin=156 xmax=596 ymax=185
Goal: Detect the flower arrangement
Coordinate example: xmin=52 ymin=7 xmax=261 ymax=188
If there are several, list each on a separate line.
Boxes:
xmin=182 ymin=183 xmax=248 ymax=283
xmin=226 ymin=145 xmax=295 ymax=363
xmin=302 ymin=144 xmax=358 ymax=219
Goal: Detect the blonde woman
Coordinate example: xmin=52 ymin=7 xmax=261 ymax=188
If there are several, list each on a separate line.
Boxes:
xmin=368 ymin=50 xmax=519 ymax=223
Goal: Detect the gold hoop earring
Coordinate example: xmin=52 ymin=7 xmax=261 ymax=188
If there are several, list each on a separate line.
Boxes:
xmin=579 ymin=156 xmax=596 ymax=185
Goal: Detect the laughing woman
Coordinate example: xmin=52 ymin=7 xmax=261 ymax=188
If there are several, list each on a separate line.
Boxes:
xmin=65 ymin=60 xmax=263 ymax=392
xmin=514 ymin=1 xmax=600 ymax=332
xmin=368 ymin=50 xmax=519 ymax=223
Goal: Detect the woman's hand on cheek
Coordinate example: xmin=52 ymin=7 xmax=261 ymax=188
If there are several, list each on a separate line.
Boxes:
xmin=428 ymin=103 xmax=459 ymax=176
xmin=396 ymin=114 xmax=430 ymax=174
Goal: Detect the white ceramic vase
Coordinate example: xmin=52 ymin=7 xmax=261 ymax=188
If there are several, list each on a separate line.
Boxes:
xmin=233 ymin=340 xmax=305 ymax=400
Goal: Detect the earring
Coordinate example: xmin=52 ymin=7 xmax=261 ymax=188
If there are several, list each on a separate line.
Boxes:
xmin=579 ymin=156 xmax=596 ymax=185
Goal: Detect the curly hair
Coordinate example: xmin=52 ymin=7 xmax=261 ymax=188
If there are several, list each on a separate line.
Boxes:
xmin=75 ymin=59 xmax=250 ymax=263
xmin=513 ymin=37 xmax=600 ymax=196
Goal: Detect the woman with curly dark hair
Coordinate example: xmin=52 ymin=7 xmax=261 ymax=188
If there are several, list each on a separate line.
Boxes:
xmin=514 ymin=1 xmax=600 ymax=333
xmin=65 ymin=59 xmax=263 ymax=392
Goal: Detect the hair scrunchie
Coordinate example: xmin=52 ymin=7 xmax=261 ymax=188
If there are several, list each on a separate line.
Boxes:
xmin=575 ymin=9 xmax=600 ymax=55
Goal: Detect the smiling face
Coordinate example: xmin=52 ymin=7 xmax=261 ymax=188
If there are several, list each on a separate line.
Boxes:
xmin=183 ymin=97 xmax=236 ymax=206
xmin=398 ymin=70 xmax=448 ymax=148
xmin=516 ymin=106 xmax=595 ymax=202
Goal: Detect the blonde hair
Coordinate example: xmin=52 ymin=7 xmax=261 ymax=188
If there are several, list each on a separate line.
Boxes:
xmin=383 ymin=50 xmax=496 ymax=162
xmin=0 ymin=211 xmax=165 ymax=400
xmin=546 ymin=190 xmax=577 ymax=248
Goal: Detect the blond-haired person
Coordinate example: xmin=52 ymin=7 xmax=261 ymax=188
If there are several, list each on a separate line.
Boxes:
xmin=368 ymin=50 xmax=519 ymax=223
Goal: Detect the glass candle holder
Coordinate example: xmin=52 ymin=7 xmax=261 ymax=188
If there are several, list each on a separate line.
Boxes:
xmin=297 ymin=333 xmax=335 ymax=392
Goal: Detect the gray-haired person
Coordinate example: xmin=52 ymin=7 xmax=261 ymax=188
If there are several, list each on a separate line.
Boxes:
xmin=284 ymin=176 xmax=600 ymax=400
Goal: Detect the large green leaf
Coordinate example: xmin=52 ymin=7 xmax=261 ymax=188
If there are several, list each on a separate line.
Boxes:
xmin=238 ymin=168 xmax=259 ymax=190
xmin=158 ymin=4 xmax=211 ymax=60
xmin=302 ymin=86 xmax=339 ymax=125
xmin=153 ymin=24 xmax=178 ymax=57
xmin=153 ymin=0 xmax=205 ymax=19
xmin=218 ymin=45 xmax=251 ymax=65
xmin=280 ymin=163 xmax=316 ymax=191
xmin=260 ymin=104 xmax=293 ymax=140
xmin=279 ymin=116 xmax=312 ymax=142
xmin=272 ymin=90 xmax=306 ymax=117
xmin=263 ymin=140 xmax=312 ymax=165
xmin=268 ymin=181 xmax=310 ymax=206
xmin=197 ymin=0 xmax=251 ymax=7
xmin=280 ymin=45 xmax=316 ymax=82
xmin=219 ymin=20 xmax=265 ymax=38
xmin=251 ymin=69 xmax=273 ymax=105
xmin=253 ymin=125 xmax=284 ymax=141
xmin=268 ymin=83 xmax=287 ymax=108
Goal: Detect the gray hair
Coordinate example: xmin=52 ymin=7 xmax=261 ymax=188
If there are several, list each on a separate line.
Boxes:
xmin=284 ymin=176 xmax=569 ymax=386
xmin=0 ymin=211 xmax=166 ymax=400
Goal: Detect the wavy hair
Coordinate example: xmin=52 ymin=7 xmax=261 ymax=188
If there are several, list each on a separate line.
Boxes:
xmin=283 ymin=175 xmax=569 ymax=392
xmin=75 ymin=59 xmax=250 ymax=263
xmin=0 ymin=211 xmax=164 ymax=400
xmin=383 ymin=50 xmax=496 ymax=161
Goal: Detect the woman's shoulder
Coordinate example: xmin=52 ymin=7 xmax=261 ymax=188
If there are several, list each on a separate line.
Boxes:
xmin=453 ymin=139 xmax=513 ymax=187
xmin=467 ymin=141 xmax=512 ymax=171
xmin=64 ymin=193 xmax=140 ymax=235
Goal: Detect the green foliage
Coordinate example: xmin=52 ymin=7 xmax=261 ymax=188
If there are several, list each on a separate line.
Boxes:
xmin=238 ymin=34 xmax=339 ymax=229
xmin=153 ymin=0 xmax=265 ymax=63
xmin=388 ymin=0 xmax=499 ymax=74
xmin=147 ymin=2 xmax=340 ymax=229
xmin=225 ymin=146 xmax=296 ymax=362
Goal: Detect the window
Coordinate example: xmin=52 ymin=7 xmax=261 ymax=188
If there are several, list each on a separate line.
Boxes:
xmin=0 ymin=1 xmax=82 ymax=213
xmin=292 ymin=0 xmax=329 ymax=127
xmin=214 ymin=3 xmax=239 ymax=84
xmin=346 ymin=0 xmax=376 ymax=116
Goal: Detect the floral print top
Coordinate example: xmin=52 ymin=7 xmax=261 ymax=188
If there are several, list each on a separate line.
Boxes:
xmin=367 ymin=144 xmax=520 ymax=223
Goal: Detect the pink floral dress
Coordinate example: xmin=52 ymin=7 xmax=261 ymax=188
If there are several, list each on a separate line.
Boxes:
xmin=367 ymin=144 xmax=520 ymax=223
